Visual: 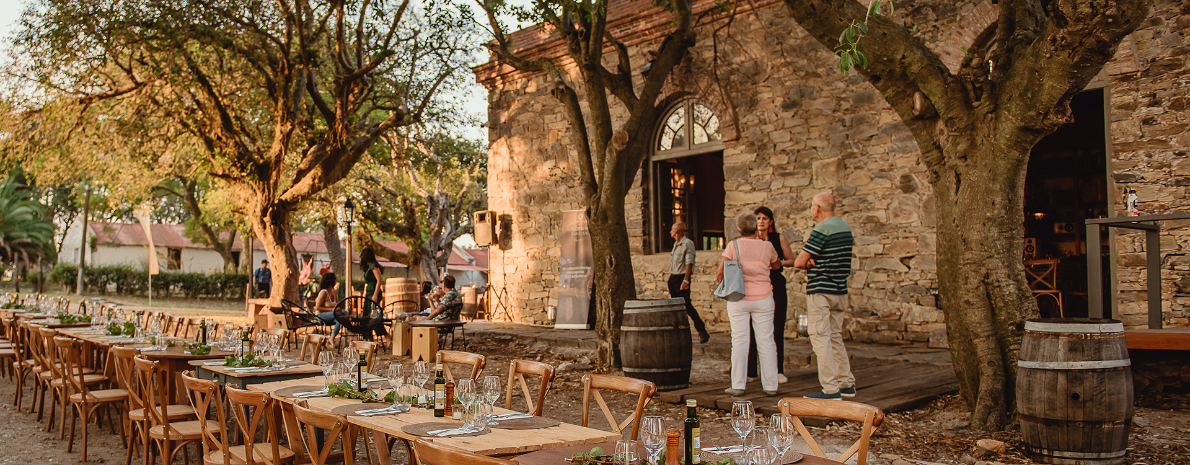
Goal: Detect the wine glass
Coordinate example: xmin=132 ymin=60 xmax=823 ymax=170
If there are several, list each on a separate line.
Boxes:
xmin=731 ymin=400 xmax=755 ymax=449
xmin=413 ymin=360 xmax=431 ymax=391
xmin=318 ymin=352 xmax=336 ymax=392
xmin=614 ymin=439 xmax=640 ymax=465
xmin=481 ymin=375 xmax=501 ymax=424
xmin=387 ymin=364 xmax=408 ymax=411
xmin=455 ymin=378 xmax=476 ymax=430
xmin=769 ymin=413 xmax=795 ymax=459
xmin=639 ymin=416 xmax=665 ymax=464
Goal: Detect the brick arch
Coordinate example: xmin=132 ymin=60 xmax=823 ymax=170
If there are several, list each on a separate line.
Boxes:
xmin=657 ymin=58 xmax=740 ymax=141
xmin=934 ymin=0 xmax=997 ymax=74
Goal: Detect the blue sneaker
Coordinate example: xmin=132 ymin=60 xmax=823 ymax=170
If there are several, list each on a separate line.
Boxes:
xmin=840 ymin=386 xmax=857 ymax=397
xmin=803 ymin=390 xmax=842 ymax=400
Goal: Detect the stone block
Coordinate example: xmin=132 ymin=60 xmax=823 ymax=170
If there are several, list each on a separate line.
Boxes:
xmin=928 ymin=328 xmax=950 ymax=348
xmin=865 ymin=258 xmax=909 ymax=272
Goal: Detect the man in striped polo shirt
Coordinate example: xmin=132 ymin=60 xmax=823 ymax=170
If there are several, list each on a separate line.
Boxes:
xmin=794 ymin=192 xmax=856 ymax=400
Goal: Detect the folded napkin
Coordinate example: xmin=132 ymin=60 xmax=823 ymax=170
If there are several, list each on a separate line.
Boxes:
xmin=428 ymin=427 xmax=477 ymax=437
xmin=701 ymin=446 xmax=745 ymax=454
xmin=493 ymin=413 xmax=533 ymax=420
xmin=202 ymin=361 xmax=226 ymax=366
xmin=293 ymin=390 xmax=327 ymax=398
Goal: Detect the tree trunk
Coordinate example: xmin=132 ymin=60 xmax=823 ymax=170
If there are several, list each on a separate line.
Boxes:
xmin=322 ymin=215 xmax=347 ymax=280
xmin=253 ymin=205 xmax=300 ymax=307
xmin=587 ymin=196 xmax=637 ymax=370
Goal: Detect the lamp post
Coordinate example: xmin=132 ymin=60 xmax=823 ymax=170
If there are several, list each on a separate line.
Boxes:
xmin=344 ymin=198 xmax=355 ymax=298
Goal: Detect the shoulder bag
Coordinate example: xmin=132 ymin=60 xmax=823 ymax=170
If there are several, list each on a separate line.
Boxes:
xmin=714 ymin=240 xmax=747 ymax=302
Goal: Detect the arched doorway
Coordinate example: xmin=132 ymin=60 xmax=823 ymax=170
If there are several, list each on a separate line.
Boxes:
xmin=649 ymin=99 xmax=726 ymax=253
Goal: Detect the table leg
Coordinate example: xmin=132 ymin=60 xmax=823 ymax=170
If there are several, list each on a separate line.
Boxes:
xmin=278 ymin=402 xmax=310 ymax=464
xmin=371 ymin=429 xmax=393 ymax=465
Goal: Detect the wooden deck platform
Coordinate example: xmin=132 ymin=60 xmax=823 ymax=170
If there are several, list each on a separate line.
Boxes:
xmin=659 ymin=358 xmax=958 ymax=425
xmin=1124 ymin=328 xmax=1190 ymax=350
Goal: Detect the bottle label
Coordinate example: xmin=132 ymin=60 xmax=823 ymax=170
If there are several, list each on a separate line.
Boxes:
xmin=436 ymin=387 xmax=445 ymax=409
xmin=691 ymin=427 xmax=700 ymax=462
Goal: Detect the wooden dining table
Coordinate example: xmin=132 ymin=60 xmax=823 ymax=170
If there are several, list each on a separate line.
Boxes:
xmin=192 ymin=359 xmax=326 ymax=389
xmin=511 ymin=441 xmax=847 ymax=465
xmin=252 ymin=377 xmax=621 ymax=465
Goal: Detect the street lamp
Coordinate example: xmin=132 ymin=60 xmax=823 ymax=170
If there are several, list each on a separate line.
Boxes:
xmin=344 ymin=198 xmax=355 ymax=298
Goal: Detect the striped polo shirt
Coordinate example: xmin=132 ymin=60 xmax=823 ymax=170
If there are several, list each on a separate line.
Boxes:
xmin=802 ymin=216 xmax=853 ymax=295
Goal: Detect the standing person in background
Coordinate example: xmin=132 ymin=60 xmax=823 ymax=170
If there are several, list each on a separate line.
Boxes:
xmin=795 ymin=192 xmax=857 ymax=400
xmin=359 ymin=247 xmax=388 ymax=339
xmin=747 ymin=206 xmax=797 ymax=383
xmin=254 ymin=259 xmax=272 ymax=298
xmin=667 ymin=221 xmax=711 ymax=343
xmin=718 ymin=212 xmax=782 ymax=396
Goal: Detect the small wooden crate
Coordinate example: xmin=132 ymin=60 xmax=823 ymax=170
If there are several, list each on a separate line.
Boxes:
xmin=411 ymin=327 xmax=438 ymax=362
xmin=391 ymin=321 xmax=413 ymax=356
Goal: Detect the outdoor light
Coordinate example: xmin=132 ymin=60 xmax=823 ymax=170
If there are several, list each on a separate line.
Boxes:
xmin=344 ymin=198 xmax=355 ymax=224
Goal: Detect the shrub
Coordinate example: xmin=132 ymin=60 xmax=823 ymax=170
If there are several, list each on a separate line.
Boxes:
xmin=47 ymin=262 xmax=248 ymax=299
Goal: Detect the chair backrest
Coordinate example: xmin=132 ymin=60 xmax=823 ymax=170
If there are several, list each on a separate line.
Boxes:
xmin=504 ymin=359 xmax=555 ymax=416
xmin=37 ymin=327 xmax=61 ymax=376
xmin=53 ymin=336 xmax=88 ymax=395
xmin=186 ymin=318 xmax=205 ymax=340
xmin=111 ymin=346 xmax=144 ymax=412
xmin=264 ymin=328 xmax=291 ymax=348
xmin=300 ymin=334 xmax=328 ymax=363
xmin=181 ymin=371 xmax=232 ymax=465
xmin=435 ymin=350 xmax=485 ymax=382
xmin=411 ymin=439 xmax=516 ymax=465
xmin=225 ymin=383 xmax=285 ymax=465
xmin=777 ymin=398 xmax=885 ymax=465
xmin=1024 ymin=259 xmax=1060 ymax=292
xmin=134 ymin=356 xmax=175 ymax=431
xmin=580 ymin=374 xmax=657 ymax=440
xmin=350 ymin=341 xmax=378 ymax=368
xmin=292 ymin=400 xmax=354 ymax=465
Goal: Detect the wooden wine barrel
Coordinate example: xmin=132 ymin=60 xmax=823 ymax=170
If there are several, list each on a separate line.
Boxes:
xmin=620 ymin=298 xmax=692 ymax=391
xmin=1017 ymin=318 xmax=1133 ymax=465
xmin=384 ymin=278 xmax=420 ymax=313
xmin=461 ymin=286 xmax=479 ymax=318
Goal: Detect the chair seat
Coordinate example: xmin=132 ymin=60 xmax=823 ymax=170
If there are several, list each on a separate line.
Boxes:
xmin=69 ymin=388 xmax=129 ymax=403
xmin=0 ymin=349 xmax=14 ymax=356
xmin=149 ymin=420 xmax=204 ymax=440
xmin=50 ymin=374 xmax=108 ymax=387
xmin=130 ymin=404 xmax=196 ymax=422
xmin=208 ymin=444 xmax=296 ymax=465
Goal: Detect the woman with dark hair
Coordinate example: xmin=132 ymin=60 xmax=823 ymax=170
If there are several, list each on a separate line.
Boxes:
xmin=358 ymin=247 xmax=388 ymax=339
xmin=748 ymin=206 xmax=797 ymax=383
xmin=313 ymin=272 xmax=342 ymax=336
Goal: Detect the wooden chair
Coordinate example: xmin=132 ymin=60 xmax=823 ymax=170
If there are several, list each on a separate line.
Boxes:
xmin=580 ymin=374 xmax=657 ymax=440
xmin=263 ymin=328 xmax=292 ymax=352
xmin=504 ymin=359 xmax=556 ymax=416
xmin=435 ymin=350 xmax=486 ymax=382
xmin=411 ymin=439 xmax=516 ymax=465
xmin=351 ymin=341 xmax=378 ymax=368
xmin=134 ymin=356 xmax=202 ymax=465
xmin=299 ymin=334 xmax=328 ymax=364
xmin=180 ymin=372 xmax=233 ymax=465
xmin=9 ymin=317 xmax=37 ymax=411
xmin=184 ymin=318 xmax=204 ymax=340
xmin=56 ymin=336 xmax=128 ymax=462
xmin=1024 ymin=258 xmax=1064 ymax=317
xmin=777 ymin=398 xmax=885 ymax=465
xmin=224 ymin=384 xmax=297 ymax=465
xmin=292 ymin=400 xmax=355 ymax=465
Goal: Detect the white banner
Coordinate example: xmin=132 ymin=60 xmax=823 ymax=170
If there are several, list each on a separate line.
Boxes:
xmin=134 ymin=205 xmax=159 ymax=275
xmin=556 ymin=210 xmax=593 ymax=329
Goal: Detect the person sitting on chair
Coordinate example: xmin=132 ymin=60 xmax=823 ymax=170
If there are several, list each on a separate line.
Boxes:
xmin=312 ymin=272 xmax=342 ymax=337
xmin=414 ymin=276 xmax=463 ymax=321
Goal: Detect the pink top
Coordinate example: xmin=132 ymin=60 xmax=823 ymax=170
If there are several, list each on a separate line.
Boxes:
xmin=722 ymin=238 xmax=779 ymax=301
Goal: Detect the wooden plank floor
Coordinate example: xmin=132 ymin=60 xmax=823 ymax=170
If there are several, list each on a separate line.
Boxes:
xmin=659 ymin=359 xmax=958 ymax=426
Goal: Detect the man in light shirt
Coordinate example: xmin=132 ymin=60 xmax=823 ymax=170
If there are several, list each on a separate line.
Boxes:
xmin=668 ymin=221 xmax=710 ymax=343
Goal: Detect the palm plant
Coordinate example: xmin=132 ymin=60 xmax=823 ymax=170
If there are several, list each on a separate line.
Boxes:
xmin=0 ymin=172 xmax=55 ymax=285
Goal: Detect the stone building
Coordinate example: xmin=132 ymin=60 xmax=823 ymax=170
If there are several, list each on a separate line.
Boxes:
xmin=474 ymin=0 xmax=1190 ymax=342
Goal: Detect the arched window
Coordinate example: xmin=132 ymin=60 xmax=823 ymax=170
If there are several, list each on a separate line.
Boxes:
xmin=650 ymin=99 xmax=726 ymax=253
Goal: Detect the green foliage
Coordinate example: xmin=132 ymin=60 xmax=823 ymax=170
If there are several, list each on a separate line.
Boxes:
xmin=0 ymin=170 xmax=56 ymax=266
xmin=184 ymin=343 xmax=211 ymax=355
xmin=56 ymin=314 xmax=91 ymax=324
xmin=570 ymin=447 xmax=734 ymax=465
xmin=223 ymin=354 xmax=277 ymax=368
xmin=833 ymin=0 xmax=895 ymax=74
xmin=48 ymin=263 xmax=248 ymax=299
xmin=106 ymin=322 xmax=123 ymax=335
xmin=325 ymin=381 xmax=386 ymax=402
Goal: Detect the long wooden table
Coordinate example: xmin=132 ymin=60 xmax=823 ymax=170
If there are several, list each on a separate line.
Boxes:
xmin=192 ymin=359 xmax=325 ymax=389
xmin=511 ymin=442 xmax=847 ymax=465
xmin=253 ymin=377 xmax=621 ymax=463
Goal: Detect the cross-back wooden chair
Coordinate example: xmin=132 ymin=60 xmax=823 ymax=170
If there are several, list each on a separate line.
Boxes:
xmin=350 ymin=341 xmax=378 ymax=369
xmin=263 ymin=328 xmax=292 ymax=353
xmin=504 ymin=359 xmax=556 ymax=416
xmin=134 ymin=356 xmax=202 ymax=465
xmin=292 ymin=400 xmax=354 ymax=465
xmin=412 ymin=439 xmax=516 ymax=465
xmin=9 ymin=317 xmax=37 ymax=411
xmin=299 ymin=334 xmax=328 ymax=364
xmin=180 ymin=371 xmax=234 ymax=465
xmin=224 ymin=384 xmax=297 ymax=465
xmin=38 ymin=326 xmax=71 ymax=434
xmin=56 ymin=336 xmax=127 ymax=462
xmin=777 ymin=398 xmax=885 ymax=465
xmin=162 ymin=315 xmax=178 ymax=337
xmin=435 ymin=350 xmax=486 ymax=382
xmin=580 ymin=374 xmax=657 ymax=440
xmin=184 ymin=318 xmax=204 ymax=340
xmin=23 ymin=320 xmax=51 ymax=418
xmin=1023 ymin=258 xmax=1064 ymax=317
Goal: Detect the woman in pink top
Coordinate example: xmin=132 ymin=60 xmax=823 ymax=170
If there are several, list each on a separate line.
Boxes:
xmin=717 ymin=211 xmax=781 ymax=395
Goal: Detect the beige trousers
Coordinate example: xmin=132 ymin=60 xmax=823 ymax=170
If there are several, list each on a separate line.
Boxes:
xmin=806 ymin=293 xmax=854 ymax=394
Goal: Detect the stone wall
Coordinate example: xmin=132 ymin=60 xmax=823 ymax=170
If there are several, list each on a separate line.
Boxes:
xmin=477 ymin=0 xmax=1190 ymax=337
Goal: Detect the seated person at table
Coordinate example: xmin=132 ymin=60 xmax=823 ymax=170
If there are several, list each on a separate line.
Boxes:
xmin=412 ymin=276 xmax=463 ymax=321
xmin=312 ymin=272 xmax=342 ymax=336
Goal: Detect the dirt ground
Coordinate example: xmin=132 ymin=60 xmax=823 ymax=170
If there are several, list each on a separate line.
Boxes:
xmin=0 ymin=326 xmax=1186 ymax=465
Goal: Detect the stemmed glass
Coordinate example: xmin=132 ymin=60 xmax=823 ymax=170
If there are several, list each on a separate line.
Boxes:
xmin=413 ymin=361 xmax=431 ymax=396
xmin=769 ymin=413 xmax=795 ymax=460
xmin=318 ymin=352 xmax=336 ymax=393
xmin=481 ymin=375 xmax=501 ymax=425
xmin=387 ymin=364 xmax=409 ymax=412
xmin=614 ymin=440 xmax=640 ymax=465
xmin=268 ymin=335 xmax=283 ymax=367
xmin=639 ymin=416 xmax=665 ymax=465
xmin=732 ymin=400 xmax=756 ymax=450
xmin=455 ymin=378 xmax=477 ymax=431
xmin=749 ymin=427 xmax=777 ymax=465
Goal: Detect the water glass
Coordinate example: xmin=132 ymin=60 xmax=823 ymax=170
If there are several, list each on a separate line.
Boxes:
xmin=639 ymin=416 xmax=665 ymax=464
xmin=482 ymin=375 xmax=501 ymax=424
xmin=387 ymin=364 xmax=407 ymax=411
xmin=769 ymin=413 xmax=795 ymax=458
xmin=318 ymin=352 xmax=336 ymax=389
xmin=732 ymin=400 xmax=755 ymax=448
xmin=614 ymin=440 xmax=640 ymax=465
xmin=456 ymin=378 xmax=476 ymax=426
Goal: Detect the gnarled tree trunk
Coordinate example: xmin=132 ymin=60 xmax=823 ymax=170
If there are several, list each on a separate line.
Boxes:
xmin=588 ymin=195 xmax=636 ymax=368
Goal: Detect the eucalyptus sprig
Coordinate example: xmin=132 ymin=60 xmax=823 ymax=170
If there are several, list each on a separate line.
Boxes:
xmin=184 ymin=342 xmax=211 ymax=355
xmin=568 ymin=446 xmax=734 ymax=465
xmin=325 ymin=381 xmax=391 ymax=403
xmin=224 ymin=354 xmax=277 ymax=368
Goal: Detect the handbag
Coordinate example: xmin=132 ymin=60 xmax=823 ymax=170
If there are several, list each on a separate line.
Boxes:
xmin=714 ymin=240 xmax=747 ymax=302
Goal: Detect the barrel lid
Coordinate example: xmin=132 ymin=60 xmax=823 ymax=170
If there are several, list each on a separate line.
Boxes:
xmin=624 ymin=299 xmax=685 ymax=308
xmin=1024 ymin=318 xmax=1123 ymax=334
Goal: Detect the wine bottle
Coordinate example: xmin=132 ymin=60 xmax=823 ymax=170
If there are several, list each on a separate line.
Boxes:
xmin=357 ymin=352 xmax=367 ymax=392
xmin=433 ymin=363 xmax=446 ymax=417
xmin=683 ymin=399 xmax=700 ymax=465
xmin=199 ymin=319 xmax=207 ymax=344
xmin=665 ymin=429 xmax=681 ymax=465
xmin=240 ymin=330 xmax=250 ymax=358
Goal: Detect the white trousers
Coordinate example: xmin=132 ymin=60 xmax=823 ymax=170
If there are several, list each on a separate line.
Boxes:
xmin=727 ymin=295 xmax=777 ymax=391
xmin=807 ymin=293 xmax=854 ymax=393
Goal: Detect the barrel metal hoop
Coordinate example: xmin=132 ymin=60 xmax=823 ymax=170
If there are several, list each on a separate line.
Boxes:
xmin=1017 ymin=359 xmax=1131 ymax=370
xmin=1019 ymin=413 xmax=1131 ymax=427
xmin=621 ymin=325 xmax=690 ymax=332
xmin=1026 ymin=447 xmax=1127 ymax=459
xmin=623 ymin=367 xmax=688 ymax=373
xmin=623 ymin=307 xmax=687 ymax=314
xmin=1023 ymin=321 xmax=1124 ymax=334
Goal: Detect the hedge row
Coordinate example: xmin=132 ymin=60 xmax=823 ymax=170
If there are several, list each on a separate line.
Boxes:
xmin=49 ymin=264 xmax=250 ymax=299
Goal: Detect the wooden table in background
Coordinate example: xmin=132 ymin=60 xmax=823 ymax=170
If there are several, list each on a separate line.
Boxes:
xmin=139 ymin=346 xmax=233 ymax=403
xmin=511 ymin=442 xmax=846 ymax=465
xmin=192 ymin=359 xmax=325 ymax=389
xmin=252 ymin=378 xmax=620 ymax=464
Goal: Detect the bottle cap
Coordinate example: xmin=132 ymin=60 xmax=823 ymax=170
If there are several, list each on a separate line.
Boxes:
xmin=686 ymin=399 xmax=696 ymax=407
xmin=436 ymin=363 xmax=443 ymax=369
